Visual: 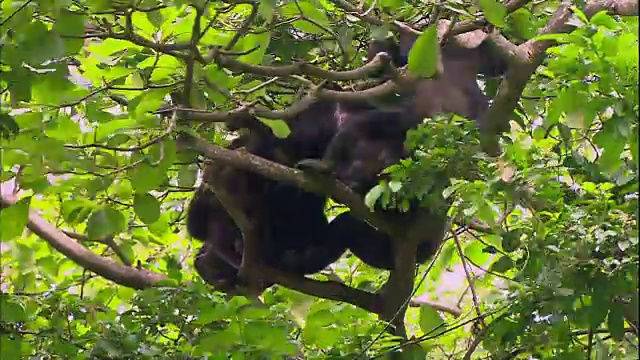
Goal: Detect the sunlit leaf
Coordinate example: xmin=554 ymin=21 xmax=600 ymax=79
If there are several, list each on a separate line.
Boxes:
xmin=256 ymin=118 xmax=291 ymax=138
xmin=489 ymin=256 xmax=514 ymax=273
xmin=133 ymin=193 xmax=161 ymax=225
xmin=281 ymin=2 xmax=331 ymax=35
xmin=238 ymin=33 xmax=271 ymax=65
xmin=464 ymin=241 xmax=492 ymax=266
xmin=407 ymin=25 xmax=439 ymax=78
xmin=86 ymin=207 xmax=127 ymax=240
xmin=419 ymin=304 xmax=446 ymax=336
xmin=0 ymin=196 xmax=32 ymax=241
xmin=478 ymin=0 xmax=507 ymax=27
xmin=364 ymin=184 xmax=385 ymax=209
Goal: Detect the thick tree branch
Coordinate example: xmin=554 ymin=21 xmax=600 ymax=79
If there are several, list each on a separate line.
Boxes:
xmin=0 ymin=190 xmax=166 ymax=289
xmin=61 ymin=231 xmax=133 ymax=266
xmin=0 ymin=180 xmax=385 ymax=314
xmin=258 ymin=266 xmax=383 ymax=314
xmin=178 ymin=133 xmax=398 ymax=236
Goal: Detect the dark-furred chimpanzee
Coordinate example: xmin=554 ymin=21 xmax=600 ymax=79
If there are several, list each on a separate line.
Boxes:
xmin=298 ymin=30 xmax=507 ymax=270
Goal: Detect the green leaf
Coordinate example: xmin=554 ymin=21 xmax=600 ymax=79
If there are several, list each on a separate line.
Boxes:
xmin=148 ymin=56 xmax=182 ymax=82
xmin=594 ymin=117 xmax=625 ymax=173
xmin=533 ymin=33 xmax=572 ymax=43
xmin=428 ymin=240 xmax=454 ymax=281
xmin=388 ymin=181 xmax=402 ymax=193
xmin=117 ymin=286 xmax=137 ymax=303
xmin=0 ymin=336 xmax=21 ymax=360
xmin=132 ymin=12 xmax=158 ymax=35
xmin=0 ymin=112 xmax=19 ymax=139
xmin=401 ymin=343 xmax=428 ymax=360
xmin=147 ymin=213 xmax=171 ymax=237
xmin=258 ymin=0 xmax=278 ymax=21
xmin=501 ymin=230 xmax=522 ymax=252
xmin=464 ymin=241 xmax=491 ymax=266
xmin=257 ymin=118 xmax=291 ymax=138
xmin=407 ymin=25 xmax=439 ymax=78
xmin=133 ymin=193 xmax=161 ymax=225
xmin=419 ymin=304 xmax=446 ymax=336
xmin=131 ymin=88 xmax=172 ymax=120
xmin=149 ymin=138 xmax=177 ymax=171
xmin=478 ymin=0 xmax=507 ymax=27
xmin=45 ymin=115 xmax=82 ymax=141
xmin=364 ymin=184 xmax=385 ymax=209
xmin=178 ymin=165 xmax=198 ymax=188
xmin=52 ymin=10 xmax=86 ymax=55
xmin=86 ymin=207 xmax=127 ymax=240
xmin=5 ymin=68 xmax=34 ymax=103
xmin=371 ymin=26 xmax=392 ymax=41
xmin=194 ymin=301 xmax=227 ymax=325
xmin=590 ymin=282 xmax=609 ymax=328
xmin=93 ymin=118 xmax=136 ymax=142
xmin=0 ymin=196 xmax=32 ymax=241
xmin=37 ymin=256 xmax=61 ymax=277
xmin=281 ymin=2 xmax=331 ymax=35
xmin=119 ymin=242 xmax=136 ymax=266
xmin=129 ymin=163 xmax=166 ymax=193
xmin=508 ymin=9 xmax=536 ymax=40
xmin=238 ymin=33 xmax=271 ymax=65
xmin=21 ymin=21 xmax=65 ymax=65
xmin=570 ymin=6 xmax=590 ymax=24
xmin=106 ymin=134 xmax=133 ymax=148
xmin=489 ymin=255 xmax=514 ymax=273
xmin=146 ymin=8 xmax=164 ymax=29
xmin=607 ymin=305 xmax=625 ymax=341
xmin=0 ymin=297 xmax=27 ymax=322
xmin=379 ymin=0 xmax=405 ymax=10
xmin=87 ymin=38 xmax=142 ymax=57
xmin=629 ymin=125 xmax=638 ymax=167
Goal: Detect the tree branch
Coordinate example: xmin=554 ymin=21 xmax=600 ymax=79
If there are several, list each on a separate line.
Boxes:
xmin=177 ymin=133 xmax=398 ymax=236
xmin=0 ymin=189 xmax=166 ymax=289
xmin=409 ymin=295 xmax=463 ymax=317
xmin=0 ymin=180 xmax=384 ymax=314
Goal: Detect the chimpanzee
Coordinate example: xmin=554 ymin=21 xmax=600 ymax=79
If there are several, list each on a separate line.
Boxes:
xmin=297 ymin=30 xmax=507 ymax=270
xmin=188 ymin=29 xmax=508 ymax=277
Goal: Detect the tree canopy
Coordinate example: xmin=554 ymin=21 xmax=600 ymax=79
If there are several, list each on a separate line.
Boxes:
xmin=0 ymin=0 xmax=638 ymax=359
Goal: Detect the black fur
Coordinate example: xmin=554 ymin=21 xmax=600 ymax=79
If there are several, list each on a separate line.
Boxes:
xmin=330 ymin=212 xmax=445 ymax=270
xmin=313 ymin=108 xmax=446 ymax=270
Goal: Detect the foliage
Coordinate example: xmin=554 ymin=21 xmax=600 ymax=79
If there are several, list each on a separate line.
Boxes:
xmin=0 ymin=0 xmax=638 ymax=359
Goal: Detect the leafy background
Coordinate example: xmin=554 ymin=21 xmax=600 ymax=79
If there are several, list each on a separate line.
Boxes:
xmin=0 ymin=0 xmax=638 ymax=359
